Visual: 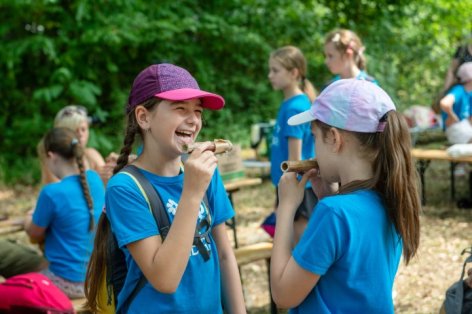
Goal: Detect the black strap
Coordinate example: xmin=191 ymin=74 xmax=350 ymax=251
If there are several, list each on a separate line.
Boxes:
xmin=119 ymin=165 xmax=212 ymax=312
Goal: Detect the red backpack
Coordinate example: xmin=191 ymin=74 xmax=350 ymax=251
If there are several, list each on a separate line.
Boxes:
xmin=0 ymin=272 xmax=74 ymax=313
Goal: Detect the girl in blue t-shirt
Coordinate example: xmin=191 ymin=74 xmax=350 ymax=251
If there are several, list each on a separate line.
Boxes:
xmin=266 ymin=46 xmax=317 ymax=243
xmin=85 ymin=64 xmax=245 ymax=313
xmin=25 ymin=127 xmax=105 ymax=299
xmin=323 ymin=29 xmax=378 ymax=87
xmin=271 ymin=79 xmax=421 ymax=313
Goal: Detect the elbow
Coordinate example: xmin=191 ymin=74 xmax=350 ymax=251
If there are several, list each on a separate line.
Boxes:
xmin=270 ymin=282 xmax=301 ymax=309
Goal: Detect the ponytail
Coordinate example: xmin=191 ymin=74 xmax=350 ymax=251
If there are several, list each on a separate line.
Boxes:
xmin=301 ymin=78 xmax=318 ymax=103
xmin=373 ymin=111 xmax=421 ymax=264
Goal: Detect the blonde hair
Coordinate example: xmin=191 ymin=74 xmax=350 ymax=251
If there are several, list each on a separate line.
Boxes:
xmin=54 ymin=105 xmax=88 ymax=130
xmin=325 ymin=29 xmax=367 ymax=70
xmin=270 ymin=46 xmax=317 ymax=102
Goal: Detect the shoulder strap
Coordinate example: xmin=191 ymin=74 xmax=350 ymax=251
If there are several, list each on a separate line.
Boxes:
xmin=121 ymin=165 xmax=171 ymax=238
xmin=118 ymin=165 xmax=170 ymax=313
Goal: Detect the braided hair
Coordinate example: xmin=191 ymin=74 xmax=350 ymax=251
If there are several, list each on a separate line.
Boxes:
xmin=43 ymin=127 xmax=94 ymax=231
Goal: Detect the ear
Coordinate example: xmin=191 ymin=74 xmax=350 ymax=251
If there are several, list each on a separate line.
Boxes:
xmin=291 ymin=68 xmax=300 ymax=80
xmin=328 ymin=127 xmax=344 ymax=153
xmin=135 ymin=105 xmax=152 ymax=130
xmin=346 ymin=48 xmax=354 ymax=56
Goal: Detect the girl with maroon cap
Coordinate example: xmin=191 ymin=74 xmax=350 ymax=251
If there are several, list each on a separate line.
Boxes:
xmin=85 ymin=64 xmax=245 ymax=313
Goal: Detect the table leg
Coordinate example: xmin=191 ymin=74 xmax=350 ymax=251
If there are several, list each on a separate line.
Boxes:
xmin=450 ymin=162 xmax=457 ymax=201
xmin=417 ymin=160 xmax=430 ymax=205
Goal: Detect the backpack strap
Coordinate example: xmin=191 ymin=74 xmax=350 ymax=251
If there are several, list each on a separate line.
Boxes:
xmin=121 ymin=165 xmax=171 ymax=238
xmin=118 ymin=165 xmax=212 ymax=312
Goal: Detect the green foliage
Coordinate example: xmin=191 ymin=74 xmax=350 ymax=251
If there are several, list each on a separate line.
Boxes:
xmin=1 ymin=0 xmax=471 ymax=184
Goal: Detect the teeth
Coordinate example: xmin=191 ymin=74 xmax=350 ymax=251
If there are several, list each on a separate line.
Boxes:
xmin=177 ymin=130 xmax=193 ymax=136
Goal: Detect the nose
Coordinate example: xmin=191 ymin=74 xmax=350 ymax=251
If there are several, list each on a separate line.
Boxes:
xmin=186 ymin=112 xmax=200 ymax=125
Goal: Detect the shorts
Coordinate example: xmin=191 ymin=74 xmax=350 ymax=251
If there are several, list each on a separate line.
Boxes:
xmin=40 ymin=268 xmax=85 ymax=299
xmin=275 ymin=187 xmax=318 ymax=220
xmin=446 ymin=119 xmax=472 ymax=144
xmin=0 ymin=239 xmax=46 ymax=278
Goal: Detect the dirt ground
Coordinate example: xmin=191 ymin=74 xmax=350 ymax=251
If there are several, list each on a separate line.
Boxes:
xmin=1 ymin=159 xmax=472 ymax=313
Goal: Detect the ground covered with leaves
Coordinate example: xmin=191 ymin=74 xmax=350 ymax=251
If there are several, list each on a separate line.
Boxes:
xmin=1 ymin=159 xmax=471 ymax=313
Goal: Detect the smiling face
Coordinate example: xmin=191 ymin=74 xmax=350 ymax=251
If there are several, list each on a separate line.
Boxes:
xmin=145 ymin=99 xmax=203 ymax=158
xmin=324 ymin=42 xmax=346 ymax=75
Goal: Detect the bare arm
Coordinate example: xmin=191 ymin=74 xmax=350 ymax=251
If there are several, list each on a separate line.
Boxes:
xmin=288 ymin=138 xmax=302 ymax=161
xmin=212 ymin=223 xmax=246 ymax=314
xmin=85 ymin=147 xmax=106 ymax=170
xmin=127 ymin=145 xmax=218 ymax=293
xmin=271 ymin=172 xmax=319 ymax=308
xmin=439 ymin=94 xmax=458 ymax=127
xmin=24 ymin=213 xmax=46 ymax=244
xmin=443 ymin=59 xmax=460 ymax=92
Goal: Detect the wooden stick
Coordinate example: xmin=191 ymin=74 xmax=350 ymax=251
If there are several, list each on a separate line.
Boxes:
xmin=183 ymin=139 xmax=233 ymax=155
xmin=280 ymin=159 xmax=318 ymax=173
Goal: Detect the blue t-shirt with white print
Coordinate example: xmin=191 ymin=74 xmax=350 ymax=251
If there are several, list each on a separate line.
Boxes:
xmin=106 ymin=167 xmax=234 ymax=313
xmin=270 ymin=93 xmax=315 ymax=186
xmin=291 ymin=189 xmax=402 ymax=314
xmin=33 ymin=170 xmax=105 ymax=282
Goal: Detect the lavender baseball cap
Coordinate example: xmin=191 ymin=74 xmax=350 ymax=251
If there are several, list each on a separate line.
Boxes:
xmin=457 ymin=62 xmax=472 ymax=83
xmin=127 ymin=63 xmax=224 ymax=113
xmin=288 ymin=79 xmax=396 ymax=133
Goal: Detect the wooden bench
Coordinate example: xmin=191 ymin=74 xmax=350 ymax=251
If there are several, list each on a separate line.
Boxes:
xmin=411 ymin=148 xmax=472 ymax=204
xmin=234 ymin=242 xmax=276 ymax=314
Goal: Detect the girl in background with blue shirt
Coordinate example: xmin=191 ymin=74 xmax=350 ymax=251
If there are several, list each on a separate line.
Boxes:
xmin=324 ymin=29 xmax=377 ymax=86
xmin=25 ymin=127 xmax=105 ymax=299
xmin=85 ymin=64 xmax=245 ymax=313
xmin=271 ymin=79 xmax=421 ymax=313
xmin=267 ymin=46 xmax=317 ymax=243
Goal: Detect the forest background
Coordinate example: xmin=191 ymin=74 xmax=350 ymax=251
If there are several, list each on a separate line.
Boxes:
xmin=1 ymin=0 xmax=471 ymax=184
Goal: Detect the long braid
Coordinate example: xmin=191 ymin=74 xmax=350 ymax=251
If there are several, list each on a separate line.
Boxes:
xmin=72 ymin=140 xmax=95 ymax=232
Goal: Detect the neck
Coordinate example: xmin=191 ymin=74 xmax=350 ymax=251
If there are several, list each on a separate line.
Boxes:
xmin=340 ymin=64 xmax=361 ymax=79
xmin=56 ymin=162 xmax=80 ymax=179
xmin=134 ymin=152 xmax=181 ymax=177
xmin=282 ymin=84 xmax=303 ymax=100
xmin=464 ymin=81 xmax=472 ymax=92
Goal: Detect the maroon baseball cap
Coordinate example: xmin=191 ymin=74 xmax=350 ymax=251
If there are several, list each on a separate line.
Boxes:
xmin=127 ymin=63 xmax=225 ymax=113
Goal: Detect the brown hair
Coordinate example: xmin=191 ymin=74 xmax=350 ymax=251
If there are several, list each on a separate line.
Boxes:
xmin=325 ymin=29 xmax=367 ymax=71
xmin=84 ymin=98 xmax=160 ymax=312
xmin=270 ymin=46 xmax=317 ymax=102
xmin=314 ymin=111 xmax=421 ymax=264
xmin=43 ymin=127 xmax=94 ymax=231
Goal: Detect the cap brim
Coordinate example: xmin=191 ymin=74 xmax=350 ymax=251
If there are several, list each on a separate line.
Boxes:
xmin=287 ymin=110 xmax=315 ymax=126
xmin=156 ymin=88 xmax=224 ymax=110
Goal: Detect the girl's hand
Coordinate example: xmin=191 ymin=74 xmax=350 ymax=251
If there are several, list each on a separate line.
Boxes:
xmin=182 ymin=141 xmax=218 ymax=197
xmin=308 ymin=168 xmax=338 ymax=200
xmin=278 ymin=172 xmax=311 ymax=214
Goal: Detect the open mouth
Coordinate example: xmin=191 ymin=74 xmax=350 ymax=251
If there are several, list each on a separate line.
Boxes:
xmin=175 ymin=129 xmax=194 ymax=145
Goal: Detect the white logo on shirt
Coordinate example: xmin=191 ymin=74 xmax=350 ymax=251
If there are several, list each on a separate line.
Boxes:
xmin=166 ymin=199 xmax=178 ymax=216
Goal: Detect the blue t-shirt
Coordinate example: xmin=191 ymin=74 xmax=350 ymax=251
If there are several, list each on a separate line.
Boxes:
xmin=291 ymin=190 xmax=402 ymax=314
xmin=33 ymin=170 xmax=105 ymax=282
xmin=106 ymin=167 xmax=235 ymax=313
xmin=270 ymin=94 xmax=314 ymax=186
xmin=441 ymin=84 xmax=472 ymax=130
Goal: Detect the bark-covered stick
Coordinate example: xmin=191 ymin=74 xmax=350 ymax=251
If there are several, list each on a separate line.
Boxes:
xmin=280 ymin=159 xmax=318 ymax=173
xmin=183 ymin=139 xmax=233 ymax=154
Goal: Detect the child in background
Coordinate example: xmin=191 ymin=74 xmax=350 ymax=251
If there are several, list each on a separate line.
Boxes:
xmin=25 ymin=127 xmax=105 ymax=299
xmin=270 ymin=79 xmax=421 ymax=313
xmin=85 ymin=64 xmax=245 ymax=313
xmin=324 ymin=29 xmax=377 ymax=86
xmin=266 ymin=46 xmax=317 ymax=243
xmin=440 ymin=62 xmax=472 ymax=144
xmin=38 ymin=105 xmax=115 ymax=186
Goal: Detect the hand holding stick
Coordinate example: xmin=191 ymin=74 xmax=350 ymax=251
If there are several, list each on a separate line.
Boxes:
xmin=183 ymin=139 xmax=233 ymax=155
xmin=280 ymin=159 xmax=318 ymax=173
